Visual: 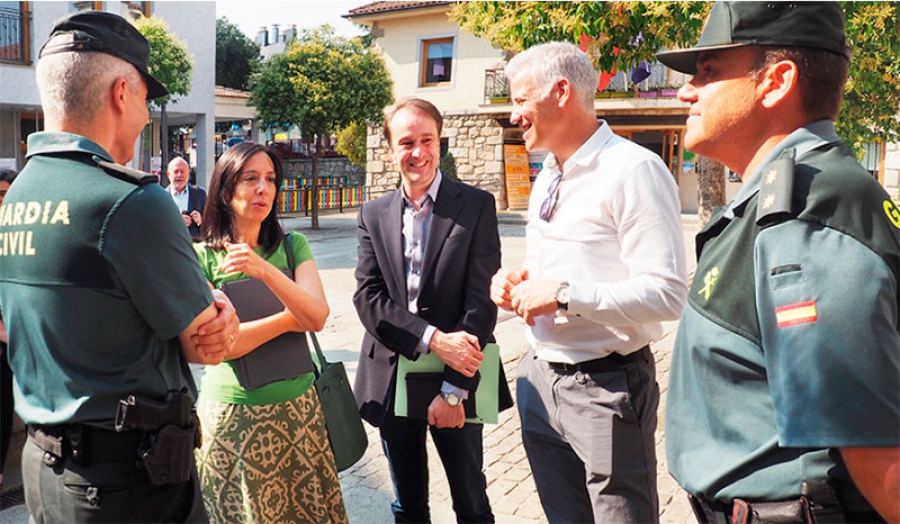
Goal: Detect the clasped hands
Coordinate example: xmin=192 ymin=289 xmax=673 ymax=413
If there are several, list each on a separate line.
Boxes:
xmin=182 ymin=210 xmax=202 ymax=227
xmin=188 ymin=290 xmax=240 ymax=365
xmin=490 ymin=268 xmax=560 ymax=326
xmin=426 ymin=329 xmax=483 ymax=429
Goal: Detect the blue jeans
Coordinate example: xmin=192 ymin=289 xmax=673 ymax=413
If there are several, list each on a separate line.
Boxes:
xmin=379 ymin=411 xmax=494 ymax=523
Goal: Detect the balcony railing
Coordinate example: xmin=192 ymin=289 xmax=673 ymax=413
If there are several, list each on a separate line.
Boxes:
xmin=0 ymin=4 xmax=29 ymax=64
xmin=483 ymin=61 xmax=688 ymax=104
xmin=484 ymin=68 xmax=509 ymax=104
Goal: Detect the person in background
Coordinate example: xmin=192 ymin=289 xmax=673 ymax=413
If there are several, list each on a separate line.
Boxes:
xmin=353 ymin=97 xmax=509 ymax=523
xmin=657 ymin=2 xmax=899 ymax=523
xmin=0 ymin=11 xmax=237 ymax=523
xmin=491 ymin=42 xmax=688 ymax=523
xmin=0 ymin=167 xmax=16 ymax=494
xmin=167 ymin=156 xmax=207 ymax=241
xmin=193 ymin=142 xmax=347 ymax=524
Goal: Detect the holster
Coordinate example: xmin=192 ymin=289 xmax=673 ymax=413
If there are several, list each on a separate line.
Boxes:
xmin=138 ymin=416 xmax=200 ymax=486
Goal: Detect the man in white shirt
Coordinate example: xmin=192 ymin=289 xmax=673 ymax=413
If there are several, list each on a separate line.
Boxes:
xmin=490 ymin=42 xmax=688 ymax=523
xmin=166 ymin=156 xmax=206 ymax=240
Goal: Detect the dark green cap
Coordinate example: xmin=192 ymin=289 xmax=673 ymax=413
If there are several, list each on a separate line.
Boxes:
xmin=39 ymin=10 xmax=168 ymax=100
xmin=657 ymin=2 xmax=848 ymax=75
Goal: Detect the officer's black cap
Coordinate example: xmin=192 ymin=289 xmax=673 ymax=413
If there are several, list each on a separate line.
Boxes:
xmin=656 ymin=2 xmax=848 ymax=75
xmin=39 ymin=10 xmax=169 ymax=100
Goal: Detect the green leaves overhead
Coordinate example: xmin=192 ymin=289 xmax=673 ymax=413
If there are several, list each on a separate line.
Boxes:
xmin=133 ymin=16 xmax=193 ymax=108
xmin=451 ymin=1 xmax=900 ymax=152
xmin=249 ymin=26 xmax=393 ymax=140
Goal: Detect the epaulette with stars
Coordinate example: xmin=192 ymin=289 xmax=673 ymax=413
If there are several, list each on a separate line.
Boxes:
xmin=756 ymin=148 xmax=795 ymax=226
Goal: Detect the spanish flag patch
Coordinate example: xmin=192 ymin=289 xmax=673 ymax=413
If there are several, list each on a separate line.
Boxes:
xmin=775 ymin=300 xmax=818 ymax=328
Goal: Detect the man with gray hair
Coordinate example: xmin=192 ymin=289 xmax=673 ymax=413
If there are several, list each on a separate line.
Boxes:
xmin=0 ymin=10 xmax=238 ymax=523
xmin=166 ymin=156 xmax=207 ymax=240
xmin=491 ymin=41 xmax=688 ymax=523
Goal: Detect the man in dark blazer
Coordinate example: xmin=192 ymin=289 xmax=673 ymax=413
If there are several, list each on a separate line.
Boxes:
xmin=353 ymin=98 xmax=510 ymax=524
xmin=166 ymin=156 xmax=207 ymax=240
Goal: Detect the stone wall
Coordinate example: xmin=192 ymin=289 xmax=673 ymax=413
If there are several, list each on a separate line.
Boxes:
xmin=282 ymin=157 xmax=366 ymax=186
xmin=366 ymin=114 xmax=508 ymax=208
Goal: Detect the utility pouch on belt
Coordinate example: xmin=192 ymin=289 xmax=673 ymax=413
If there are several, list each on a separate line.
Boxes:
xmin=115 ymin=388 xmax=200 ymax=486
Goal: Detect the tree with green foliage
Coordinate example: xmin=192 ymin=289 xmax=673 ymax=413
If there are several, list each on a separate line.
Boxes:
xmin=840 ymin=2 xmax=900 ymax=151
xmin=451 ymin=1 xmax=900 ymax=217
xmin=134 ymin=16 xmax=193 ymax=182
xmin=250 ymin=25 xmax=393 ymax=228
xmin=335 ymin=121 xmax=367 ymax=168
xmin=216 ymin=17 xmax=260 ymax=91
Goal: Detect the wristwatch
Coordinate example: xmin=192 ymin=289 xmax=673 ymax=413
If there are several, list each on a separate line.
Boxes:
xmin=556 ymin=281 xmax=570 ymax=311
xmin=440 ymin=391 xmax=462 ymax=406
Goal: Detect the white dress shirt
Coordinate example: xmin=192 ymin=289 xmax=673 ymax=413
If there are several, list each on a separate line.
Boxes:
xmin=524 ymin=121 xmax=688 ymax=363
xmin=168 ymin=185 xmax=189 ymax=213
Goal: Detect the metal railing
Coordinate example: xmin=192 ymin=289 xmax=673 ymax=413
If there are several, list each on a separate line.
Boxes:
xmin=483 ymin=62 xmax=689 ymax=104
xmin=0 ymin=5 xmax=28 ymax=63
xmin=483 ymin=68 xmax=509 ymax=104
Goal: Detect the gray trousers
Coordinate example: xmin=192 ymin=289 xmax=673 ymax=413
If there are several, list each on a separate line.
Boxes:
xmin=22 ymin=436 xmax=207 ymax=523
xmin=517 ymin=346 xmax=659 ymax=524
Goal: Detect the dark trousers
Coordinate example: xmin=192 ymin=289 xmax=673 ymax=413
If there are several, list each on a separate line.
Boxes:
xmin=1 ymin=348 xmax=12 ymax=473
xmin=379 ymin=411 xmax=494 ymax=524
xmin=22 ymin=436 xmax=207 ymax=523
xmin=518 ymin=346 xmax=660 ymax=524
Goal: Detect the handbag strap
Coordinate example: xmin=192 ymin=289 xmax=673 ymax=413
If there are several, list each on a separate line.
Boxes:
xmin=283 ymin=233 xmax=295 ymax=273
xmin=282 ymin=232 xmax=329 ymax=376
xmin=308 ymin=331 xmax=328 ymax=375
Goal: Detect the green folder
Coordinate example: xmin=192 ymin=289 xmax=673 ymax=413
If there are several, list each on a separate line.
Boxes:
xmin=394 ymin=343 xmax=501 ymax=424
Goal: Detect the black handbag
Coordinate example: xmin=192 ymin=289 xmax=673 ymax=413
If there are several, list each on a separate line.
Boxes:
xmin=308 ymin=331 xmax=368 ymax=472
xmin=283 ymin=234 xmax=367 ymax=471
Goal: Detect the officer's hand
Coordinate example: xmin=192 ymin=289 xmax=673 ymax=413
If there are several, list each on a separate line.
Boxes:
xmin=190 ymin=210 xmax=202 ymax=226
xmin=428 ymin=395 xmax=465 ymax=429
xmin=192 ymin=291 xmax=239 ymax=360
xmin=181 ymin=212 xmax=192 ymax=228
xmin=490 ymin=268 xmax=527 ymax=310
xmin=220 ymin=241 xmax=272 ymax=280
xmin=510 ymin=278 xmax=559 ymax=326
xmin=428 ymin=330 xmax=483 ymax=378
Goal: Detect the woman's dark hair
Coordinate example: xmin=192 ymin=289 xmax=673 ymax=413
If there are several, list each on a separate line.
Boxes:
xmin=0 ymin=168 xmax=18 ymax=184
xmin=201 ymin=142 xmax=285 ymax=253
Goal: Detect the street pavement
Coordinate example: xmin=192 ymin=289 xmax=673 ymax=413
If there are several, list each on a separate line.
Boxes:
xmin=0 ymin=207 xmax=700 ymax=524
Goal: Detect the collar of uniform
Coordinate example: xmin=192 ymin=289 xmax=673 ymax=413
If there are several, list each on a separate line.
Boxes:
xmin=402 ymin=169 xmax=443 ymax=209
xmin=724 ymin=119 xmax=840 ymax=219
xmin=25 ymin=131 xmax=113 ymax=163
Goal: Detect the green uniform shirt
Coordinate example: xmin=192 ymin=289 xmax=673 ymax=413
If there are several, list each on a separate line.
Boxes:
xmin=667 ymin=121 xmax=900 ymax=509
xmin=193 ymin=231 xmax=316 ymax=405
xmin=0 ymin=132 xmax=213 ymax=429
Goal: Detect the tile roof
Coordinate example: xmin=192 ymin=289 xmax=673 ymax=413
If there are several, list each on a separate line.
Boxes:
xmin=345 ymin=1 xmax=452 ymax=18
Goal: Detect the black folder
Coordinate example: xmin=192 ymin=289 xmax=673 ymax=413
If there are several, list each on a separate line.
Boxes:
xmin=220 ymin=274 xmax=314 ymax=389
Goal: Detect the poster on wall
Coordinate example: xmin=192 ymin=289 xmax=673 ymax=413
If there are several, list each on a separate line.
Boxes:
xmin=504 ymin=144 xmax=532 ymax=210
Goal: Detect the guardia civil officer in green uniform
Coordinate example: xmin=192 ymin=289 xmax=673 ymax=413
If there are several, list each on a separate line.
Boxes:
xmin=0 ymin=11 xmax=240 ymax=523
xmin=656 ymin=3 xmax=900 ymax=524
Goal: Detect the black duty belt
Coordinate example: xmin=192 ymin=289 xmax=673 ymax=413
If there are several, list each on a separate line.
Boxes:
xmin=27 ymin=423 xmax=143 ymax=464
xmin=547 ymin=345 xmax=649 ymax=373
xmin=688 ymin=494 xmax=884 ymax=524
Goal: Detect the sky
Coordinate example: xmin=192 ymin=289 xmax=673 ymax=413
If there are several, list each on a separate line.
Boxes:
xmin=215 ymin=1 xmax=367 ymax=40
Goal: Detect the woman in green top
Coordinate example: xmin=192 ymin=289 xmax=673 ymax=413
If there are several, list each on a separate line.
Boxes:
xmin=193 ymin=142 xmax=347 ymax=524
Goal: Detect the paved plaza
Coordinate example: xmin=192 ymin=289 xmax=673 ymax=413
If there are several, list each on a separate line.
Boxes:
xmin=1 ymin=208 xmax=701 ymax=524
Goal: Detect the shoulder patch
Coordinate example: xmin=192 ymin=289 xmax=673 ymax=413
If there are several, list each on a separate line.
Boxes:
xmin=92 ymin=155 xmax=157 ymax=186
xmin=756 ymin=149 xmax=795 ymax=225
